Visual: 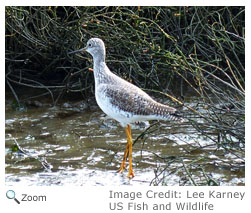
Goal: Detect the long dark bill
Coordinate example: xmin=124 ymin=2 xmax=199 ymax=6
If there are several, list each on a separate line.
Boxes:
xmin=68 ymin=48 xmax=85 ymax=55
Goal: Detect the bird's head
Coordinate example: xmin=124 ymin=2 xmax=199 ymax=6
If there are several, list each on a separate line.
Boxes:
xmin=85 ymin=38 xmax=105 ymax=57
xmin=69 ymin=38 xmax=105 ymax=59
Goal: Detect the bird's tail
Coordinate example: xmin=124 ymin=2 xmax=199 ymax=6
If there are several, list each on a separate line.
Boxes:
xmin=171 ymin=109 xmax=185 ymax=122
xmin=151 ymin=102 xmax=184 ymax=122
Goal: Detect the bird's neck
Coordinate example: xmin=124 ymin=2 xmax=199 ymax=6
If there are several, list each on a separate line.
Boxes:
xmin=93 ymin=54 xmax=112 ymax=85
xmin=92 ymin=49 xmax=105 ymax=65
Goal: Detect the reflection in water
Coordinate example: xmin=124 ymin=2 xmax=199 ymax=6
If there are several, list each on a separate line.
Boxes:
xmin=5 ymin=97 xmax=245 ymax=186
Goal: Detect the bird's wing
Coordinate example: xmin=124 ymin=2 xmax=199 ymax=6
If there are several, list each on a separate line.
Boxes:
xmin=98 ymin=81 xmax=179 ymax=120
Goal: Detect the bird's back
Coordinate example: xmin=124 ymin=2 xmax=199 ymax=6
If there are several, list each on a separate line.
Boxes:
xmin=95 ymin=68 xmax=181 ymax=126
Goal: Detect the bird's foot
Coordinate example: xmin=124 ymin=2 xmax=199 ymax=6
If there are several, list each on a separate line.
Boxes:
xmin=127 ymin=169 xmax=135 ymax=179
xmin=118 ymin=161 xmax=126 ymax=173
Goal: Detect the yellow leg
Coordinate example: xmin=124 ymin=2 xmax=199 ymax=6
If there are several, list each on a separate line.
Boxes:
xmin=118 ymin=140 xmax=129 ymax=173
xmin=118 ymin=124 xmax=135 ymax=178
xmin=126 ymin=125 xmax=135 ymax=178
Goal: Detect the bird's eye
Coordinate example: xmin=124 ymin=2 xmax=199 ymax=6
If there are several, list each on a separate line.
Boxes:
xmin=88 ymin=43 xmax=92 ymax=47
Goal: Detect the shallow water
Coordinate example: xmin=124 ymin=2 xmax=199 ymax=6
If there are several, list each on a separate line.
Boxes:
xmin=5 ymin=92 xmax=245 ymax=186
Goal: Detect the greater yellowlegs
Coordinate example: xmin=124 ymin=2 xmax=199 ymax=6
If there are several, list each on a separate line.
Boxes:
xmin=70 ymin=38 xmax=182 ymax=178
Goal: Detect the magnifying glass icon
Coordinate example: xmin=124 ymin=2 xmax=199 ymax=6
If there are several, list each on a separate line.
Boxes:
xmin=6 ymin=190 xmax=20 ymax=204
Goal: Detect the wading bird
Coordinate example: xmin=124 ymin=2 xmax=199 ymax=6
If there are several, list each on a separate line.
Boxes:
xmin=70 ymin=38 xmax=182 ymax=178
